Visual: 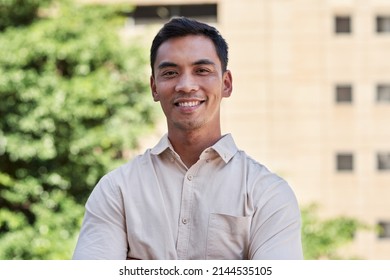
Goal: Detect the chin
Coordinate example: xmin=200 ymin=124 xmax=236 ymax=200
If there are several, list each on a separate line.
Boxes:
xmin=174 ymin=120 xmax=205 ymax=131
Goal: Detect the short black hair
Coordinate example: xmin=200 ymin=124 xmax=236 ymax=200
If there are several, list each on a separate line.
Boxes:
xmin=150 ymin=17 xmax=229 ymax=76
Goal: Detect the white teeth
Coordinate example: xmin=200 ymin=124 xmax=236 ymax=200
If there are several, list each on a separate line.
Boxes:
xmin=178 ymin=101 xmax=200 ymax=107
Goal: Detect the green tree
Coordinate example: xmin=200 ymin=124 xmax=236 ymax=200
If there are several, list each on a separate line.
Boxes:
xmin=301 ymin=204 xmax=367 ymax=259
xmin=0 ymin=0 xmax=156 ymax=259
xmin=0 ymin=0 xmax=52 ymax=30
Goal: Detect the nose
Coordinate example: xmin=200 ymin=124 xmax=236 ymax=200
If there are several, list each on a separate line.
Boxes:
xmin=174 ymin=73 xmax=199 ymax=93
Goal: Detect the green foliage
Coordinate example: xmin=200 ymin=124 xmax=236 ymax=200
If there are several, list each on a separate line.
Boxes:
xmin=0 ymin=0 xmax=156 ymax=259
xmin=0 ymin=0 xmax=53 ymax=30
xmin=301 ymin=204 xmax=366 ymax=259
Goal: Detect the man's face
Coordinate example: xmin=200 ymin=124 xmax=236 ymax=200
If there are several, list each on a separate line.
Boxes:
xmin=150 ymin=35 xmax=232 ymax=133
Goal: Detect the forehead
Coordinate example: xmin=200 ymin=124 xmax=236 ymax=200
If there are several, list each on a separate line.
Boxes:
xmin=154 ymin=35 xmax=220 ymax=67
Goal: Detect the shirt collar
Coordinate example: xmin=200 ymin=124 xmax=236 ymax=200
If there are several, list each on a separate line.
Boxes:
xmin=150 ymin=133 xmax=238 ymax=164
xmin=210 ymin=134 xmax=238 ymax=163
xmin=150 ymin=133 xmax=172 ymax=155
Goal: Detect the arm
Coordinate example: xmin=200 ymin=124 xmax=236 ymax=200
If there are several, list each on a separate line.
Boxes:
xmin=249 ymin=180 xmax=303 ymax=260
xmin=72 ymin=175 xmax=128 ymax=260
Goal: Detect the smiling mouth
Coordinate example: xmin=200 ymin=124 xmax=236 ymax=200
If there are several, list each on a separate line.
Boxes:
xmin=175 ymin=100 xmax=205 ymax=107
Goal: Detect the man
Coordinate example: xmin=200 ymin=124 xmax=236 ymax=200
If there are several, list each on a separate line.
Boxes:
xmin=73 ymin=17 xmax=303 ymax=260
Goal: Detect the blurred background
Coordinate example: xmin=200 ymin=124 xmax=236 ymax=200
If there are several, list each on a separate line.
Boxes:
xmin=0 ymin=0 xmax=389 ymax=259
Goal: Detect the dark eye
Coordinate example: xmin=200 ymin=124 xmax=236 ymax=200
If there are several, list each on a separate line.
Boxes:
xmin=162 ymin=70 xmax=178 ymax=78
xmin=196 ymin=68 xmax=210 ymax=75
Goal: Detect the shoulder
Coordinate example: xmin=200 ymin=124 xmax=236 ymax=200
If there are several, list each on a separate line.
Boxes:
xmin=234 ymin=150 xmax=284 ymax=185
xmin=92 ymin=149 xmax=154 ymax=193
xmin=234 ymin=150 xmax=297 ymax=202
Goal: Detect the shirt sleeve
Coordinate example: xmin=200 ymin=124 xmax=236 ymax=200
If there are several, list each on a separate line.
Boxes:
xmin=72 ymin=174 xmax=128 ymax=260
xmin=249 ymin=179 xmax=303 ymax=260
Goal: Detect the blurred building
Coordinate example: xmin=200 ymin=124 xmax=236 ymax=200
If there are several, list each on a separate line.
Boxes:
xmin=84 ymin=0 xmax=390 ymax=259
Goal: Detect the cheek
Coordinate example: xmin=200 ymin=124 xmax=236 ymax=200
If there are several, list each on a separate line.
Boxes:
xmin=203 ymin=75 xmax=223 ymax=89
xmin=153 ymin=83 xmax=170 ymax=101
xmin=156 ymin=80 xmax=174 ymax=94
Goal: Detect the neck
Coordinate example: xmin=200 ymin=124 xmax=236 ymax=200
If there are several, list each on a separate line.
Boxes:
xmin=168 ymin=128 xmax=222 ymax=168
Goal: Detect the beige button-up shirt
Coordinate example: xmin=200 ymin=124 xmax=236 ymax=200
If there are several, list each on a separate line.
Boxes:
xmin=73 ymin=134 xmax=303 ymax=260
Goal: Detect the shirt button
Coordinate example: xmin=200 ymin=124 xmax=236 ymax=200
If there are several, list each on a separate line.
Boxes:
xmin=182 ymin=218 xmax=188 ymax=224
xmin=187 ymin=174 xmax=193 ymax=181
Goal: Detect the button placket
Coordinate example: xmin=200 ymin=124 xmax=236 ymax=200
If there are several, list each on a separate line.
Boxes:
xmin=176 ymin=170 xmax=195 ymax=259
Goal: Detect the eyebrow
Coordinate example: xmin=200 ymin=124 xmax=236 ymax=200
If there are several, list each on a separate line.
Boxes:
xmin=157 ymin=61 xmax=178 ymax=70
xmin=193 ymin=59 xmax=216 ymax=66
xmin=157 ymin=59 xmax=216 ymax=70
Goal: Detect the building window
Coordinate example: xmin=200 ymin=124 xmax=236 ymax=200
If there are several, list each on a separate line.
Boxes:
xmin=376 ymin=16 xmax=390 ymax=33
xmin=335 ymin=16 xmax=352 ymax=33
xmin=377 ymin=84 xmax=390 ymax=103
xmin=128 ymin=4 xmax=218 ymax=25
xmin=336 ymin=153 xmax=354 ymax=171
xmin=336 ymin=84 xmax=353 ymax=103
xmin=377 ymin=153 xmax=390 ymax=171
xmin=378 ymin=221 xmax=390 ymax=239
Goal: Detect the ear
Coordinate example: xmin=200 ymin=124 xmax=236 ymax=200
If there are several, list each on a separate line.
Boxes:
xmin=222 ymin=70 xmax=233 ymax=98
xmin=150 ymin=75 xmax=159 ymax=102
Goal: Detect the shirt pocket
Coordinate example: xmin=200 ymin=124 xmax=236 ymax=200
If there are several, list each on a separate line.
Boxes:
xmin=206 ymin=213 xmax=251 ymax=260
